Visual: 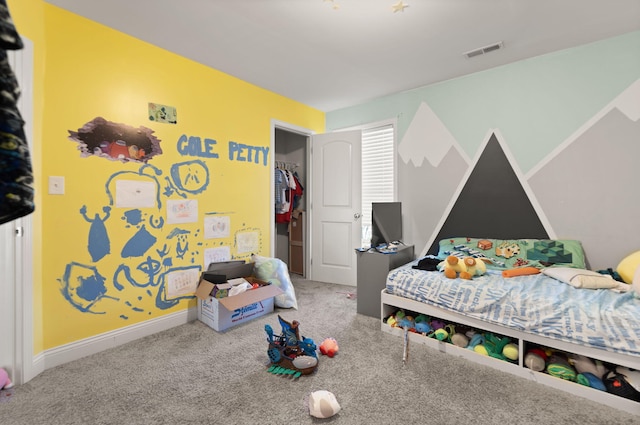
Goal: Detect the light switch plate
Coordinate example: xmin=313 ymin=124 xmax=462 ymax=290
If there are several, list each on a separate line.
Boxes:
xmin=48 ymin=176 xmax=65 ymax=195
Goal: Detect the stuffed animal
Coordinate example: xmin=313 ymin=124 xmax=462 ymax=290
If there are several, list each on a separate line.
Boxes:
xmin=398 ymin=315 xmax=415 ymax=330
xmin=603 ymin=367 xmax=640 ymax=401
xmin=308 ymin=390 xmax=341 ymax=418
xmin=450 ymin=324 xmax=474 ymax=347
xmin=441 ymin=256 xmax=469 ymax=279
xmin=0 ymin=368 xmax=13 ymax=390
xmin=451 ymin=332 xmax=469 ymax=348
xmin=431 ymin=328 xmax=449 ymax=341
xmin=524 ymin=348 xmax=547 ymax=372
xmin=480 ymin=333 xmax=511 ymax=360
xmin=386 ymin=315 xmax=397 ymax=327
xmin=546 ymin=354 xmax=577 ymax=381
xmin=440 ymin=256 xmax=486 ymax=279
xmin=577 ymin=372 xmax=607 ymax=391
xmin=467 ymin=333 xmax=486 ymax=351
xmin=415 ymin=321 xmax=432 ymax=335
xmin=414 ymin=315 xmax=432 ymax=335
xmin=502 ymin=343 xmax=519 ymax=361
xmin=319 ymin=338 xmax=339 ymax=357
xmin=430 ymin=319 xmax=446 ymax=330
xmin=463 ymin=257 xmax=487 ymax=277
xmin=567 ymin=353 xmax=607 ymax=378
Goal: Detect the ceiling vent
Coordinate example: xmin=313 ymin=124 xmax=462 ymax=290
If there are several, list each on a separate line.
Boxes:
xmin=463 ymin=41 xmax=504 ymax=59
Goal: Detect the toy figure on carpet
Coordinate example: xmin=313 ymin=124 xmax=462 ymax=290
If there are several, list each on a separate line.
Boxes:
xmin=319 ymin=338 xmax=339 ymax=357
xmin=307 ymin=390 xmax=341 ymax=418
xmin=0 ymin=368 xmax=14 ymax=403
xmin=0 ymin=368 xmax=13 ymax=390
xmin=264 ymin=315 xmax=318 ymax=377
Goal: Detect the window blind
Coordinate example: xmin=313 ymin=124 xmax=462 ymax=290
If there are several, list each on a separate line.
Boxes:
xmin=361 ymin=124 xmax=395 ymax=246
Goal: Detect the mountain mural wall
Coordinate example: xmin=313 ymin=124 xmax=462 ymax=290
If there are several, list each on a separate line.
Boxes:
xmin=328 ymin=32 xmax=640 ymax=270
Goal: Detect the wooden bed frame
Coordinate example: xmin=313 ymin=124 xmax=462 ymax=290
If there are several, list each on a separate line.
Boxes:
xmin=381 ymin=288 xmax=640 ymax=416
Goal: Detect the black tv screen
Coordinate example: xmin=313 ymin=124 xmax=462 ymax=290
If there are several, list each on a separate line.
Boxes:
xmin=371 ymin=202 xmax=402 ymax=247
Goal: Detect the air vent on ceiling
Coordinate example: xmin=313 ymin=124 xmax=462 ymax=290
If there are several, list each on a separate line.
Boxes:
xmin=463 ymin=41 xmax=504 ymax=59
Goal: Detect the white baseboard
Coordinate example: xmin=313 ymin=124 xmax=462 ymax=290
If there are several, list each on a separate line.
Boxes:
xmin=27 ymin=307 xmax=197 ymax=379
xmin=23 ymin=352 xmax=45 ymax=384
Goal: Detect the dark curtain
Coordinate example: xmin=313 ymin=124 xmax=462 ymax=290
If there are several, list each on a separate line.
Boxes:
xmin=0 ymin=0 xmax=34 ymax=225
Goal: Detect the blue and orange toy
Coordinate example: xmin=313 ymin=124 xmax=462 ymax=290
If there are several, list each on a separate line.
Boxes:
xmin=265 ymin=315 xmax=318 ymax=378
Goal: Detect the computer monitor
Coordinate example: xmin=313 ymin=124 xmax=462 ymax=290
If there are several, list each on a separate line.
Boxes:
xmin=370 ymin=202 xmax=402 ymax=247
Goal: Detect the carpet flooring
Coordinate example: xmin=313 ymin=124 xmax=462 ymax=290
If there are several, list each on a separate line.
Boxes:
xmin=0 ymin=276 xmax=638 ymax=424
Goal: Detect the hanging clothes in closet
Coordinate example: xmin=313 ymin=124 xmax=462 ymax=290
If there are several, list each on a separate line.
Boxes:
xmin=275 ymin=163 xmax=303 ymax=223
xmin=0 ymin=0 xmax=34 ymax=225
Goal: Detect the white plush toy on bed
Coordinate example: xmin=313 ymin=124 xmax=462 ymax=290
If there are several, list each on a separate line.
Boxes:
xmin=542 ymin=267 xmax=630 ymax=292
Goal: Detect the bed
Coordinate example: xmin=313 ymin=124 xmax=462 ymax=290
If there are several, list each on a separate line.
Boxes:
xmin=380 ymin=237 xmax=640 ymax=415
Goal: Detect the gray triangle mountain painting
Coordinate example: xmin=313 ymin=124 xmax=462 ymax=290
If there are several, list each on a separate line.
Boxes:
xmin=427 ymin=133 xmax=548 ymax=255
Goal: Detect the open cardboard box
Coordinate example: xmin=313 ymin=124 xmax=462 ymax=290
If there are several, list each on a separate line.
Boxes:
xmin=195 ymin=274 xmax=283 ymax=332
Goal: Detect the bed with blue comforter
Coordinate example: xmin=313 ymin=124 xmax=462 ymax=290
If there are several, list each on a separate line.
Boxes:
xmin=382 ymin=239 xmax=640 ymax=412
xmin=384 ymin=237 xmax=640 ymax=360
xmin=386 ymin=261 xmax=640 ymax=357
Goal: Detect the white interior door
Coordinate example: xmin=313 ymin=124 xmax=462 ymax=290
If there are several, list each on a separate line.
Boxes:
xmin=0 ymin=37 xmax=35 ymax=385
xmin=310 ymin=130 xmax=361 ymax=286
xmin=0 ymin=221 xmax=17 ymax=375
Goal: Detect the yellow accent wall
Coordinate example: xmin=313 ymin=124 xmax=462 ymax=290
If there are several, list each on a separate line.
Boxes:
xmin=9 ymin=2 xmax=324 ymax=350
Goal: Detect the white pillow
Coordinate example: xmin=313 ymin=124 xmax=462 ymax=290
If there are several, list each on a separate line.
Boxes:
xmin=542 ymin=267 xmax=629 ymax=292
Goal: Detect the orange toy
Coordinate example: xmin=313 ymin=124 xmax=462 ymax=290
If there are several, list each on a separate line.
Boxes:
xmin=501 ymin=266 xmax=540 ymax=278
xmin=319 ymin=338 xmax=339 ymax=357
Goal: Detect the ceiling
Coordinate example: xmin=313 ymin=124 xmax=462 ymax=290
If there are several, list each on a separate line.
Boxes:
xmin=44 ymin=0 xmax=640 ymax=112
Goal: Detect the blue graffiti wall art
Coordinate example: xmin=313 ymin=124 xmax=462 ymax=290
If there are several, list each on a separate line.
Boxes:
xmin=60 ymin=262 xmax=119 ymax=314
xmin=123 ymin=209 xmax=143 ymax=226
xmin=80 ymin=205 xmax=111 ymax=262
xmin=164 ymin=160 xmax=210 ymax=198
xmin=61 ymin=125 xmax=270 ymax=322
xmin=121 ymin=224 xmax=157 ymax=258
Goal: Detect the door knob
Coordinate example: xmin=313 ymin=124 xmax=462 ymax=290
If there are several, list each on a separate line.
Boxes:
xmin=354 ymin=213 xmax=362 ymax=220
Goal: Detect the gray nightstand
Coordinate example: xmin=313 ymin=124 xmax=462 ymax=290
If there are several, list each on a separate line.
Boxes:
xmin=356 ymin=244 xmax=414 ymax=318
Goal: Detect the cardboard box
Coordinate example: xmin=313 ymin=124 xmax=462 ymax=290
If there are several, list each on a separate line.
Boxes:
xmin=195 ymin=276 xmax=283 ymax=332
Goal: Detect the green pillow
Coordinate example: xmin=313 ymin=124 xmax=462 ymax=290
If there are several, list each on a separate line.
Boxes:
xmin=437 ymin=237 xmax=586 ymax=270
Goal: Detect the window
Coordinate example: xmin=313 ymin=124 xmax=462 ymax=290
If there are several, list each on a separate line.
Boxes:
xmin=361 ymin=122 xmax=395 ymax=247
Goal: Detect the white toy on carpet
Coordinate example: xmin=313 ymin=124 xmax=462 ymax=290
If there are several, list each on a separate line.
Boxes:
xmin=308 ymin=390 xmax=340 ymax=418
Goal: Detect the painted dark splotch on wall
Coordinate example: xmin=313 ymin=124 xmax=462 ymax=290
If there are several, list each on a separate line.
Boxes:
xmin=68 ymin=117 xmax=163 ymax=163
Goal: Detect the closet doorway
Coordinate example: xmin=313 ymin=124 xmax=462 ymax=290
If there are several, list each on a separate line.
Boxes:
xmin=271 ymin=122 xmax=312 ymax=278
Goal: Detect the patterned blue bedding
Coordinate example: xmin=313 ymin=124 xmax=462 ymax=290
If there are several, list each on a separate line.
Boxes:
xmin=386 ymin=260 xmax=640 ymax=357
